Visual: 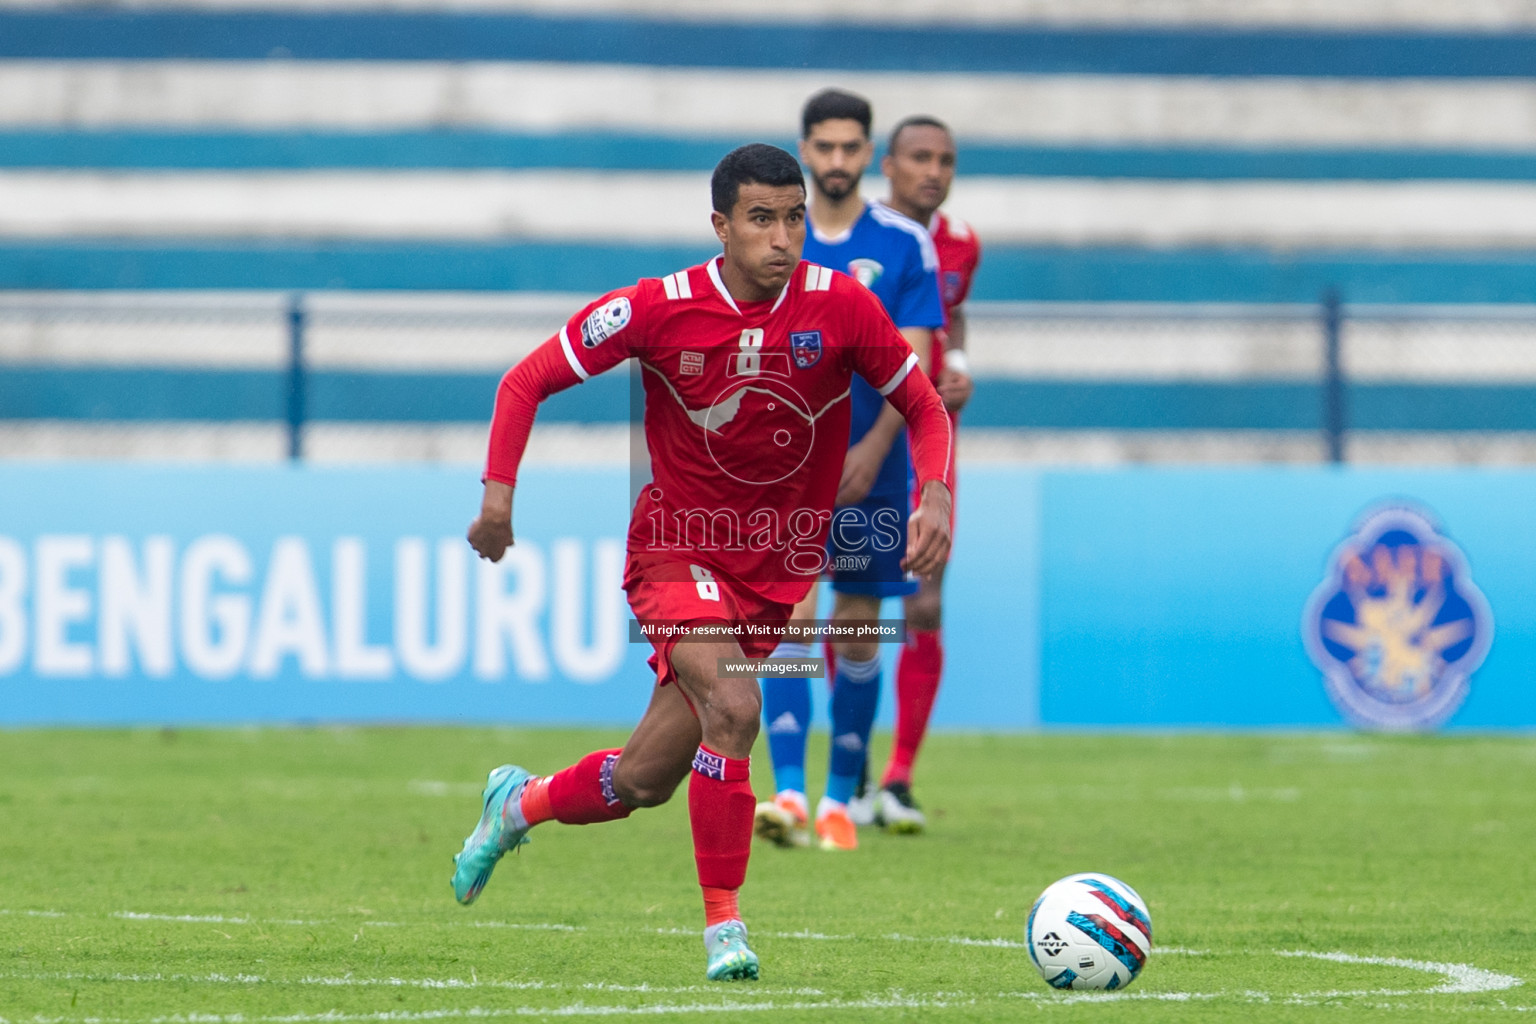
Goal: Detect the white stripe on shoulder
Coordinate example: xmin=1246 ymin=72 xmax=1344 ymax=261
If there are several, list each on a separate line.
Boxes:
xmin=877 ymin=352 xmax=919 ymax=397
xmin=870 ymin=203 xmax=940 ymax=272
xmin=804 ymin=263 xmax=833 ymax=292
xmin=558 ymin=325 xmax=590 ymax=381
xmin=661 ymin=269 xmax=693 ymax=300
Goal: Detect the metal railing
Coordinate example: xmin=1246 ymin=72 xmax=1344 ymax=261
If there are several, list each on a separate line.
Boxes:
xmin=5 ymin=291 xmax=1536 ymax=463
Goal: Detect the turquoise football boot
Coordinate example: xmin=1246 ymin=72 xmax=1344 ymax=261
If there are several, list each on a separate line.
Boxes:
xmin=704 ymin=920 xmax=760 ymax=981
xmin=451 ymin=764 xmax=532 ymax=905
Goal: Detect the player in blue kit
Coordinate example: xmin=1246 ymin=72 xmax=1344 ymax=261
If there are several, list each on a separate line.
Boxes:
xmin=755 ymin=88 xmax=944 ymax=852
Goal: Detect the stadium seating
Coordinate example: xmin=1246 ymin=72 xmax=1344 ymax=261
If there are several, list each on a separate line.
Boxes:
xmin=4 ymin=0 xmax=1536 ymax=461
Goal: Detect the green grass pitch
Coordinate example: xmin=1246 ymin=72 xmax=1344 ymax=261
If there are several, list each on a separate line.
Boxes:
xmin=2 ymin=727 xmax=1534 ymax=1022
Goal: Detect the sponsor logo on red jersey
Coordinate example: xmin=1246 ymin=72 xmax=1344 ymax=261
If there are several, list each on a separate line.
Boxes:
xmin=692 ymin=747 xmax=727 ymax=780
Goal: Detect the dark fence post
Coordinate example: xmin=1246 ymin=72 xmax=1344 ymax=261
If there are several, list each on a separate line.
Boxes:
xmin=1322 ymin=288 xmax=1346 ymax=464
xmin=286 ymin=293 xmax=307 ymax=461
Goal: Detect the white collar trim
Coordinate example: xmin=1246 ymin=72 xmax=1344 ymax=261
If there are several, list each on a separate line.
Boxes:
xmin=707 ymin=256 xmax=791 ymax=315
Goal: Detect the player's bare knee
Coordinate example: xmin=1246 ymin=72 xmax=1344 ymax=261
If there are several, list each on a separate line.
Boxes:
xmin=834 ymin=638 xmax=879 ymax=662
xmin=610 ymin=763 xmax=680 ymax=808
xmin=906 ymin=593 xmax=943 ymax=632
xmin=703 ymin=686 xmax=762 ymax=748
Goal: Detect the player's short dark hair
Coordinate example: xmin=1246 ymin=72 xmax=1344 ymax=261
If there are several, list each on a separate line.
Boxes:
xmin=888 ymin=115 xmax=953 ymax=154
xmin=711 ymin=143 xmax=806 ymax=214
xmin=801 ymin=88 xmax=873 ymax=139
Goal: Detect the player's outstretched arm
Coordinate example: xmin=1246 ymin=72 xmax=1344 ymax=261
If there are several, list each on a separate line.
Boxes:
xmin=470 ymin=336 xmax=586 ymax=563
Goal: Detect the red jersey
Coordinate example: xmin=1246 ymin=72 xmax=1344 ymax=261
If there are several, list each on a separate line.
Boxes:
xmin=929 ymin=209 xmax=982 ymax=382
xmin=485 ymin=257 xmax=952 ymax=606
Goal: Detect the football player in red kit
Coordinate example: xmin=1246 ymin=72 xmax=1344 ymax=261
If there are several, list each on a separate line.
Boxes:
xmin=450 ymin=143 xmax=953 ymax=981
xmin=871 ymin=115 xmax=980 ymax=832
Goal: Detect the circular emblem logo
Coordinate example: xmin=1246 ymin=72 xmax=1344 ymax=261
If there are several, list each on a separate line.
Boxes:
xmin=701 ymin=377 xmax=815 ymax=486
xmin=1302 ymin=504 xmax=1493 ymax=731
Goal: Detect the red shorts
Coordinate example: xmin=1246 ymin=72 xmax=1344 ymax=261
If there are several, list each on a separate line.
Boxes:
xmin=624 ymin=554 xmax=793 ymax=689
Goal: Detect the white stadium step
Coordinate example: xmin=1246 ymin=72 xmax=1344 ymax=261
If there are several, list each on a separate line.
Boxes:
xmin=11 ymin=62 xmax=1536 ymax=149
xmin=0 ymin=0 xmax=1532 ymax=28
xmin=10 ymin=172 xmax=1536 ymax=250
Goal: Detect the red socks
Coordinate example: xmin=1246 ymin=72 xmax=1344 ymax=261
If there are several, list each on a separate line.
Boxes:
xmin=702 ymin=886 xmax=741 ymax=927
xmin=885 ymin=628 xmax=944 ymax=787
xmin=533 ymin=748 xmax=633 ymax=825
xmin=688 ymin=745 xmax=753 ymax=914
xmin=516 ymin=744 xmax=751 ymax=927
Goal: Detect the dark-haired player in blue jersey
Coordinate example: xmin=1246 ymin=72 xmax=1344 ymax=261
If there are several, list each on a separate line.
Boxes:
xmin=755 ymin=88 xmax=944 ymax=852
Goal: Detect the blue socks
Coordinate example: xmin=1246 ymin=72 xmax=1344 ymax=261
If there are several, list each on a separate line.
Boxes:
xmin=826 ymin=654 xmax=881 ymax=804
xmin=761 ymin=642 xmax=811 ymax=796
xmin=762 ymin=644 xmax=883 ymax=805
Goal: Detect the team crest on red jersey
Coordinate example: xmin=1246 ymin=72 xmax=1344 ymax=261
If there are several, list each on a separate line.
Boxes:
xmin=790 ymin=331 xmax=823 ymax=368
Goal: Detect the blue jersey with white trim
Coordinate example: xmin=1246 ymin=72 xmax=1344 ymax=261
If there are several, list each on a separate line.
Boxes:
xmin=802 ymin=201 xmax=944 ymax=501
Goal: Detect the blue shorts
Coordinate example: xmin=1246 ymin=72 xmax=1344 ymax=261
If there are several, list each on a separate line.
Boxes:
xmin=826 ymin=494 xmax=918 ymax=598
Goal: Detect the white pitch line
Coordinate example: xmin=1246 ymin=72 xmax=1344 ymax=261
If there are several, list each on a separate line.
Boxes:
xmin=1278 ymin=950 xmax=1524 ymax=995
xmin=3 ymin=972 xmax=1534 ymax=1024
xmin=0 ymin=968 xmax=828 ymax=999
xmin=652 ymin=925 xmax=1042 ymax=949
xmin=113 ymin=911 xmax=328 ymax=926
xmin=0 ymin=996 xmax=981 ymax=1023
xmin=7 ymin=908 xmax=1527 ymax=1010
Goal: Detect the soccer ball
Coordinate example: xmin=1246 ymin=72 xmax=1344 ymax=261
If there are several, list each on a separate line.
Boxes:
xmin=1025 ymin=873 xmax=1152 ymax=991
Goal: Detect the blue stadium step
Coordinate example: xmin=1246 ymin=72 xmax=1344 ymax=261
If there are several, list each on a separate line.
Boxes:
xmin=4 ymin=242 xmax=1536 ymax=304
xmin=9 ymin=132 xmax=1536 ymax=180
xmin=3 ymin=11 xmax=1536 ymax=77
xmin=5 ymin=367 xmax=1536 ymax=432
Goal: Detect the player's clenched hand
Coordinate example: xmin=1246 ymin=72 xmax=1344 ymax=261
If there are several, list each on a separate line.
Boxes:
xmin=468 ymin=480 xmax=515 ymax=562
xmin=937 ymin=367 xmax=973 ymax=412
xmin=903 ymin=480 xmax=953 ymax=578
